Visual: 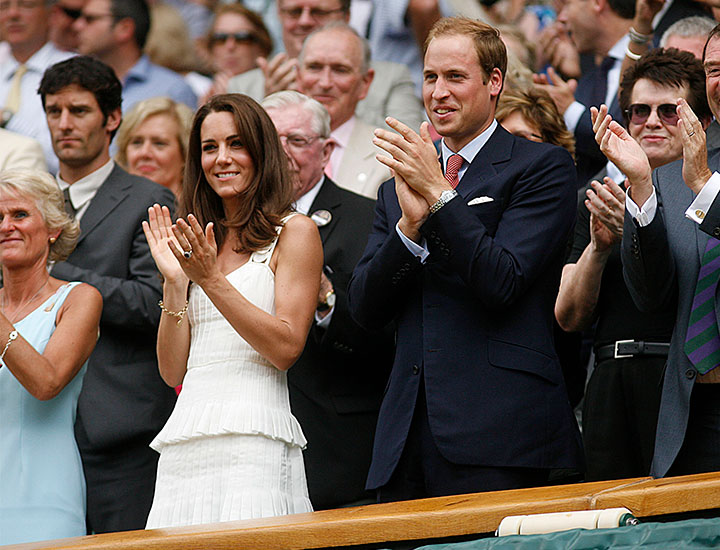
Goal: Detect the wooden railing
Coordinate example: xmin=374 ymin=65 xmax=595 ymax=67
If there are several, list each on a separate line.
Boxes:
xmin=6 ymin=472 xmax=720 ymax=550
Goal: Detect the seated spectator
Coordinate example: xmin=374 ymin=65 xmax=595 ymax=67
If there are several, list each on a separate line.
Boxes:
xmin=0 ymin=128 xmax=47 ymax=171
xmin=227 ymin=0 xmax=424 ymax=132
xmin=0 ymin=0 xmax=73 ymax=173
xmin=296 ymin=23 xmax=391 ymax=199
xmin=0 ymin=169 xmax=102 ymax=545
xmin=555 ymin=47 xmax=711 ymax=481
xmin=496 ymin=87 xmax=576 ymax=157
xmin=199 ymin=3 xmax=273 ymax=103
xmin=74 ymin=0 xmax=197 ymax=113
xmin=115 ymin=97 xmax=193 ymax=199
xmin=660 ymin=16 xmax=716 ymax=59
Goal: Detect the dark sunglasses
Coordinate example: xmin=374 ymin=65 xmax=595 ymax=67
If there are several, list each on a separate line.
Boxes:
xmin=59 ymin=5 xmax=82 ymax=19
xmin=625 ymin=103 xmax=679 ymax=126
xmin=210 ymin=32 xmax=259 ymax=46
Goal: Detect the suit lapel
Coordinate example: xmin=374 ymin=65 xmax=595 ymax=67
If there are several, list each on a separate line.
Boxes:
xmin=308 ymin=178 xmax=343 ymax=246
xmin=78 ymin=165 xmax=132 ymax=245
xmin=456 ymin=125 xmax=514 ymax=197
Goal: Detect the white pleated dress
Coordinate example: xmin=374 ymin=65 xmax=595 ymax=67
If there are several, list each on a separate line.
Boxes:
xmin=146 ymin=225 xmax=312 ymax=529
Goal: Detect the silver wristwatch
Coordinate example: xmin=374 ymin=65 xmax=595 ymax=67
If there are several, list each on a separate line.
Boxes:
xmin=429 ymin=189 xmax=458 ymax=214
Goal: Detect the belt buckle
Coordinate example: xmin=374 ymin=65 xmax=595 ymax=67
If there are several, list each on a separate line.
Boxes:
xmin=614 ymin=339 xmax=634 ymax=359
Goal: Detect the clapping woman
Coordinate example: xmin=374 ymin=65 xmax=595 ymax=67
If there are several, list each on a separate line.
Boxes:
xmin=144 ymin=94 xmax=322 ymax=528
xmin=0 ymin=170 xmax=102 ymax=544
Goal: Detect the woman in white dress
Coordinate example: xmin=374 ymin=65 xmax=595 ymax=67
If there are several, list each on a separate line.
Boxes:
xmin=143 ymin=94 xmax=323 ymax=529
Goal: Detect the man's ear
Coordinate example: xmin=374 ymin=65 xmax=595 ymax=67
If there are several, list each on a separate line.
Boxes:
xmin=106 ymin=108 xmax=122 ymax=134
xmin=357 ymin=68 xmax=375 ymax=102
xmin=113 ymin=17 xmax=136 ymax=47
xmin=321 ymin=138 xmax=336 ymax=169
xmin=488 ymin=68 xmax=503 ymax=99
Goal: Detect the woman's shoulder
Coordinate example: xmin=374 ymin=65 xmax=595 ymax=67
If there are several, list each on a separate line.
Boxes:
xmin=59 ymin=281 xmax=103 ymax=308
xmin=278 ymin=213 xmax=319 ymax=243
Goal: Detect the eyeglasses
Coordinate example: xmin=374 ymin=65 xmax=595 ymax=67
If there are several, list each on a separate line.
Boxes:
xmin=279 ymin=6 xmax=344 ymax=21
xmin=77 ymin=12 xmax=114 ymax=24
xmin=210 ymin=32 xmax=259 ymax=46
xmin=59 ymin=5 xmax=82 ymax=19
xmin=625 ymin=103 xmax=679 ymax=126
xmin=278 ymin=134 xmax=323 ymax=149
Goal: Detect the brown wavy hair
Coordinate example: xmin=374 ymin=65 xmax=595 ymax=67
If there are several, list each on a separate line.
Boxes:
xmin=496 ymin=86 xmax=576 ymax=158
xmin=181 ymin=94 xmax=294 ymax=254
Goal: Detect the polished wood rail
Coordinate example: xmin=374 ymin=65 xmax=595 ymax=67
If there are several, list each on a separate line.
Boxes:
xmin=6 ymin=473 xmax=720 ymax=550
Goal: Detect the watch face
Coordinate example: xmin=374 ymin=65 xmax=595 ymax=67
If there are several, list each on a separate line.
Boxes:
xmin=326 ymin=292 xmax=336 ymax=308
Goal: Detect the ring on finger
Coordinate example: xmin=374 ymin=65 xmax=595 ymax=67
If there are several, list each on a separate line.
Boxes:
xmin=689 ymin=131 xmax=696 ymax=137
xmin=183 ymin=249 xmax=193 ymax=259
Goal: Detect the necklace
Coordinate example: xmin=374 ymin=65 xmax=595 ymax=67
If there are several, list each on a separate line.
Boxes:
xmin=1 ymin=278 xmax=49 ymax=324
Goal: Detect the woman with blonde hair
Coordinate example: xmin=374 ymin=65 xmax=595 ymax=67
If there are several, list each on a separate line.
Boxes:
xmin=115 ymin=97 xmax=193 ymax=199
xmin=0 ymin=169 xmax=102 ymax=544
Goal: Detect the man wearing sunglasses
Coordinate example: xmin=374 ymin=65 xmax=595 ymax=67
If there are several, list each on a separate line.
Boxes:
xmin=556 ymin=47 xmax=710 ymax=482
xmin=49 ymin=0 xmax=83 ymax=52
xmin=597 ymin=23 xmax=720 ymax=480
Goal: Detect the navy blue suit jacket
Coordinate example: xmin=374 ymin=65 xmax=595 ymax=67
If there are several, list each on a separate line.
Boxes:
xmin=348 ymin=125 xmax=584 ymax=490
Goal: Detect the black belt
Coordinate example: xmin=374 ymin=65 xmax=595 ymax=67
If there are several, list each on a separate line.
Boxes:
xmin=595 ymin=340 xmax=671 ymax=362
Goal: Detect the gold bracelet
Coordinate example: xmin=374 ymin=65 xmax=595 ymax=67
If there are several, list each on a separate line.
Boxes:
xmin=0 ymin=329 xmax=18 ymax=367
xmin=158 ymin=300 xmax=189 ymax=326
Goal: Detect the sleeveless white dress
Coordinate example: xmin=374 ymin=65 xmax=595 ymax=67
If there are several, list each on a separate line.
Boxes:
xmin=146 ymin=222 xmax=312 ymax=529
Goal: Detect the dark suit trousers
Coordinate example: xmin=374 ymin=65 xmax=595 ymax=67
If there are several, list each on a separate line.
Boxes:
xmin=376 ymin=379 xmax=548 ymax=502
xmin=582 ymin=356 xmax=665 ymax=481
xmin=667 ymin=384 xmax=720 ymax=477
xmin=76 ymin=422 xmax=159 ymax=533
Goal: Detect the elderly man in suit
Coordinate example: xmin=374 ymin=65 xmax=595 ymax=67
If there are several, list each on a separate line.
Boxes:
xmin=596 ymin=25 xmax=720 ymax=478
xmin=226 ymin=0 xmax=424 ymax=133
xmin=348 ymin=17 xmax=582 ymax=501
xmin=262 ymin=90 xmax=393 ymax=509
xmin=39 ymin=55 xmax=176 ymax=533
xmin=296 ymin=23 xmax=392 ymax=199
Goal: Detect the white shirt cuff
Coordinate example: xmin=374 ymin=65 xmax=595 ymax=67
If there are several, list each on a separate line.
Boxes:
xmin=396 ymin=222 xmax=429 ymax=263
xmin=626 ymin=187 xmax=657 ymax=227
xmin=315 ymin=307 xmax=333 ymax=327
xmin=564 ymin=101 xmax=585 ymax=133
xmin=685 ymin=172 xmax=720 ymax=224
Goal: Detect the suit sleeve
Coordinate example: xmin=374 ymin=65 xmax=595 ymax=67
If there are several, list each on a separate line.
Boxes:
xmin=348 ymin=182 xmax=424 ymax=330
xmin=51 ymin=186 xmax=174 ymax=331
xmin=420 ymin=146 xmax=576 ymax=309
xmin=621 ymin=171 xmax=677 ymax=312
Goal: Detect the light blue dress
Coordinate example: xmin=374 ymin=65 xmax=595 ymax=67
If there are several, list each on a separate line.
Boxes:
xmin=0 ymin=283 xmax=87 ymax=545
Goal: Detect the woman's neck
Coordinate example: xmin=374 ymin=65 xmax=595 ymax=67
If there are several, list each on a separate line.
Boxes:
xmin=2 ymin=262 xmax=51 ymax=304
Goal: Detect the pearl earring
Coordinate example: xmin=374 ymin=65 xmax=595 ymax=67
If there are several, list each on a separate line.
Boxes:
xmin=49 ymin=237 xmax=57 ymax=244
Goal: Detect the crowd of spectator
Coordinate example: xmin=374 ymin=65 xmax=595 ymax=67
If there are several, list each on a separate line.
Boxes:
xmin=3 ymin=0 xmax=720 ymax=545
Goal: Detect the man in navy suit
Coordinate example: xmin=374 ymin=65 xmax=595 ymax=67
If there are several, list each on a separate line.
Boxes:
xmin=348 ymin=17 xmax=583 ymax=502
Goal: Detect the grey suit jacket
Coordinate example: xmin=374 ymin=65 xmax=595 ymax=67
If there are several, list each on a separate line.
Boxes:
xmin=52 ymin=165 xmax=177 ymax=451
xmin=227 ymin=60 xmax=425 ymax=131
xmin=333 ymin=118 xmax=391 ymax=200
xmin=621 ymin=151 xmax=720 ymax=477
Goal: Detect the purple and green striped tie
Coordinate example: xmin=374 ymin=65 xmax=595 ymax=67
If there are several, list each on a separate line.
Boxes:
xmin=685 ymin=237 xmax=720 ymax=373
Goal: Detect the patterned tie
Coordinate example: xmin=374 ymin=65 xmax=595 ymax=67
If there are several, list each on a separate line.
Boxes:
xmin=63 ymin=187 xmax=77 ymax=219
xmin=444 ymin=154 xmax=463 ymax=189
xmin=4 ymin=64 xmax=27 ymax=115
xmin=685 ymin=237 xmax=720 ymax=373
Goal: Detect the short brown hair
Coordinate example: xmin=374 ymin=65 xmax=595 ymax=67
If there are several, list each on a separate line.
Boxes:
xmin=424 ymin=17 xmax=508 ymax=83
xmin=182 ymin=94 xmax=294 ymax=254
xmin=496 ymin=87 xmax=576 ymax=157
xmin=619 ymin=47 xmax=710 ymax=125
